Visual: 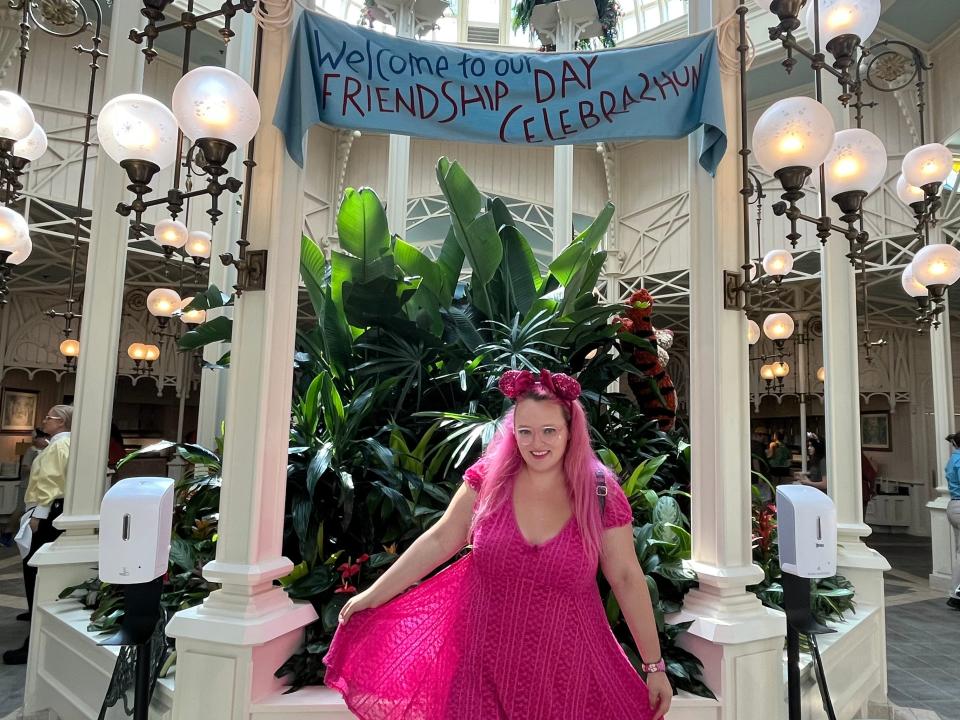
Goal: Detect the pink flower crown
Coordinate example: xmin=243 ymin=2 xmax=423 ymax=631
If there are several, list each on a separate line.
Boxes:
xmin=497 ymin=369 xmax=581 ymax=404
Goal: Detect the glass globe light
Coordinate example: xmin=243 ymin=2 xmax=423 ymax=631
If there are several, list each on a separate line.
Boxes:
xmin=7 ymin=236 xmax=31 ymax=265
xmin=760 ymin=364 xmax=776 ymax=381
xmin=179 ymin=297 xmax=206 ymax=325
xmin=821 ymin=128 xmax=887 ymax=197
xmin=762 ymin=249 xmax=794 ymax=278
xmin=127 ymin=342 xmax=147 ymax=361
xmin=172 ymin=67 xmax=261 ymax=148
xmin=153 ymin=219 xmax=188 ymax=249
xmin=772 ymin=361 xmax=790 ymax=378
xmin=902 ymin=143 xmax=953 ymax=189
xmin=752 ymin=97 xmax=836 ymax=176
xmin=0 ymin=91 xmax=35 ymax=142
xmin=911 ymin=243 xmax=960 ymax=289
xmin=59 ymin=338 xmax=80 ymax=358
xmin=144 ymin=344 xmax=161 ymax=362
xmin=13 ymin=123 xmax=47 ymax=162
xmin=747 ymin=319 xmax=761 ymax=346
xmin=186 ymin=230 xmax=212 ymax=259
xmin=0 ymin=206 xmax=30 ymax=256
xmin=146 ymin=287 xmax=182 ymax=318
xmin=763 ymin=312 xmax=795 ymax=341
xmin=803 ymin=0 xmax=881 ymax=45
xmin=816 ymin=366 xmax=826 ymax=383
xmin=896 ymin=174 xmax=926 ymax=206
xmin=96 ymin=94 xmax=178 ymax=169
xmin=900 ymin=265 xmax=928 ymax=298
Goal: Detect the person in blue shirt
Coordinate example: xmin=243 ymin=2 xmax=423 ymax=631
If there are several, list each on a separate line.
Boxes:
xmin=946 ymin=432 xmax=960 ymax=610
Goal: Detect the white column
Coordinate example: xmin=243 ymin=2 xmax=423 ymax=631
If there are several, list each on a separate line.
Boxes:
xmin=675 ymin=2 xmax=785 ymax=716
xmin=552 ymin=18 xmax=575 ymax=256
xmin=796 ymin=313 xmax=810 ymax=474
xmin=385 ymin=2 xmax=414 ymax=235
xmin=166 ymin=11 xmax=317 ymax=718
xmin=928 ymin=296 xmax=956 ymax=591
xmin=23 ymin=1 xmax=145 ymax=712
xmin=818 ymin=95 xmax=889 ymax=607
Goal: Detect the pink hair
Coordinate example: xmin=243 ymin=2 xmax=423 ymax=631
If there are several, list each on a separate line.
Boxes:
xmin=470 ymin=388 xmax=610 ymax=559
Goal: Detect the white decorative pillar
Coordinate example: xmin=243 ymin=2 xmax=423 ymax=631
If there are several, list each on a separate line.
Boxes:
xmin=551 ymin=12 xmax=576 ymax=256
xmin=165 ymin=9 xmax=317 ymax=718
xmin=675 ymin=2 xmax=785 ymax=717
xmin=818 ymin=94 xmax=889 ymax=608
xmin=385 ymin=2 xmax=415 ymax=234
xmin=928 ymin=296 xmax=956 ymax=591
xmin=796 ymin=313 xmax=810 ymax=474
xmin=23 ymin=2 xmax=146 ymax=712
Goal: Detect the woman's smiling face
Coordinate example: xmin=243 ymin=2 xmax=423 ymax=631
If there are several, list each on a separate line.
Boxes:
xmin=514 ymin=398 xmax=569 ymax=473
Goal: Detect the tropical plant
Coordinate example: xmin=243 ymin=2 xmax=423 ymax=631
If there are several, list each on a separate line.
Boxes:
xmin=512 ymin=0 xmax=622 ymax=48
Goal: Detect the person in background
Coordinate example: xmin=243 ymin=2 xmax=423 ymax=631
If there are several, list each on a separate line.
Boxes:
xmin=1 ymin=429 xmax=49 ymax=546
xmin=945 ymin=432 xmax=960 ymax=611
xmin=108 ymin=423 xmax=125 ymax=470
xmin=861 ymin=451 xmax=878 ymax=519
xmin=796 ymin=435 xmax=827 ymax=492
xmin=766 ymin=431 xmax=792 ymax=483
xmin=3 ymin=405 xmax=72 ymax=665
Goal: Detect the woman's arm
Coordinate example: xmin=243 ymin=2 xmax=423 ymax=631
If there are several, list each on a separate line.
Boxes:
xmin=341 ymin=482 xmax=476 ymax=620
xmin=600 ymin=524 xmax=671 ymax=719
xmin=800 ymin=475 xmax=828 ymax=492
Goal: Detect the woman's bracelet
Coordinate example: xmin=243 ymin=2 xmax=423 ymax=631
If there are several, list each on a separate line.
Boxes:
xmin=641 ymin=658 xmax=666 ymax=674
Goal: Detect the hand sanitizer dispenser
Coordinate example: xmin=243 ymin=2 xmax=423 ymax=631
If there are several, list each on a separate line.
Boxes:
xmin=776 ymin=484 xmax=837 ymax=579
xmin=99 ymin=477 xmax=175 ymax=585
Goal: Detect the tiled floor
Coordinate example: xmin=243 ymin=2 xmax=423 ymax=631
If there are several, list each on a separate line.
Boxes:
xmin=0 ymin=537 xmax=957 ymax=718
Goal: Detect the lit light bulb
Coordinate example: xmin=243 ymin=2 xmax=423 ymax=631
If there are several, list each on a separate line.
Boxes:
xmin=172 ymin=67 xmax=261 ymax=147
xmin=186 ymin=230 xmax=212 ymax=259
xmin=816 ymin=366 xmax=826 ymax=383
xmin=179 ymin=297 xmax=207 ymax=325
xmin=772 ymin=361 xmax=790 ymax=378
xmin=96 ymin=94 xmax=178 ymax=169
xmin=820 ymin=128 xmax=887 ymax=197
xmin=900 ymin=265 xmax=928 ymax=298
xmin=896 ymin=174 xmax=926 ymax=206
xmin=144 ymin=344 xmax=161 ymax=362
xmin=146 ymin=287 xmax=182 ymax=318
xmin=7 ymin=236 xmax=31 ymax=265
xmin=153 ymin=218 xmax=188 ymax=249
xmin=0 ymin=206 xmax=30 ymax=256
xmin=762 ymin=312 xmax=795 ymax=341
xmin=747 ymin=319 xmax=761 ymax=346
xmin=59 ymin=338 xmax=80 ymax=358
xmin=752 ymin=97 xmax=836 ymax=175
xmin=902 ymin=143 xmax=953 ymax=189
xmin=127 ymin=342 xmax=147 ymax=361
xmin=762 ymin=249 xmax=794 ymax=278
xmin=760 ymin=364 xmax=776 ymax=381
xmin=803 ymin=0 xmax=881 ymax=45
xmin=911 ymin=243 xmax=960 ymax=289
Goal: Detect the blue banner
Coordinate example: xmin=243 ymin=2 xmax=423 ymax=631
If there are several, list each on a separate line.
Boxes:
xmin=274 ymin=10 xmax=727 ymax=175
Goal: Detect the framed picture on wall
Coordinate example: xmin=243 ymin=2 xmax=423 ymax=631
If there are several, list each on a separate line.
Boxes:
xmin=1 ymin=389 xmax=39 ymax=433
xmin=861 ymin=411 xmax=892 ymax=451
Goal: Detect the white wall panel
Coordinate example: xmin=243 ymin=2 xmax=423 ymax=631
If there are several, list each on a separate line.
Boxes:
xmin=932 ymin=28 xmax=960 ymax=142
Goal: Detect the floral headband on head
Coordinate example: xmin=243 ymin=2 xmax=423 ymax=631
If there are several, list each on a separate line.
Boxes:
xmin=498 ymin=369 xmax=581 ymax=404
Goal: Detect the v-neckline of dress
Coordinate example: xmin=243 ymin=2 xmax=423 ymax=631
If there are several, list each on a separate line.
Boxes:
xmin=510 ymin=489 xmax=575 ymax=549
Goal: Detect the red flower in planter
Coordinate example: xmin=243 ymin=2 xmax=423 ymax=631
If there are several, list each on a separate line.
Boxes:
xmin=357 ymin=554 xmax=370 ymax=564
xmin=335 ymin=584 xmax=357 ymax=594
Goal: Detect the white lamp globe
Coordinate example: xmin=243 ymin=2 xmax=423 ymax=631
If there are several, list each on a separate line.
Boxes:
xmin=911 ymin=243 xmax=960 ymax=289
xmin=747 ymin=319 xmax=761 ymax=345
xmin=59 ymin=338 xmax=80 ymax=358
xmin=821 ymin=128 xmax=887 ymax=196
xmin=760 ymin=364 xmax=776 ymax=381
xmin=753 ymin=96 xmax=836 ymax=175
xmin=144 ymin=344 xmax=161 ymax=362
xmin=179 ymin=297 xmax=206 ymax=325
xmin=896 ymin=174 xmax=926 ymax=206
xmin=803 ymin=0 xmax=881 ymax=45
xmin=763 ymin=312 xmax=795 ymax=341
xmin=902 ymin=143 xmax=953 ymax=189
xmin=7 ymin=236 xmax=32 ymax=265
xmin=772 ymin=361 xmax=791 ymax=378
xmin=0 ymin=206 xmax=30 ymax=256
xmin=13 ymin=123 xmax=47 ymax=162
xmin=96 ymin=94 xmax=178 ymax=169
xmin=816 ymin=366 xmax=826 ymax=383
xmin=0 ymin=91 xmax=35 ymax=142
xmin=153 ymin=218 xmax=188 ymax=249
xmin=172 ymin=67 xmax=261 ymax=147
xmin=900 ymin=265 xmax=928 ymax=298
xmin=127 ymin=342 xmax=147 ymax=361
xmin=186 ymin=230 xmax=212 ymax=259
xmin=146 ymin=287 xmax=182 ymax=318
xmin=762 ymin=249 xmax=794 ymax=278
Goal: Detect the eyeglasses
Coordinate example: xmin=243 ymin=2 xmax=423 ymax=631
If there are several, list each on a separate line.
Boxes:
xmin=515 ymin=427 xmax=563 ymax=446
xmin=43 ymin=415 xmax=62 ymax=422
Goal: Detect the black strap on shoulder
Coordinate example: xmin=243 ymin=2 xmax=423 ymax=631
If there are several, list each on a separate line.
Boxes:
xmin=595 ymin=469 xmax=607 ymax=516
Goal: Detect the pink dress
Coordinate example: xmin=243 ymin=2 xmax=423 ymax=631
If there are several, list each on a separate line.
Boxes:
xmin=323 ymin=460 xmax=654 ymax=719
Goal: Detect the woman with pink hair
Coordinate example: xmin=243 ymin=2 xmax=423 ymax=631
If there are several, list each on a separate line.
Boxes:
xmin=324 ymin=369 xmax=670 ymax=719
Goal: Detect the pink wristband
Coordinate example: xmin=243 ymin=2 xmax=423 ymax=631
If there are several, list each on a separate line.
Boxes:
xmin=641 ymin=658 xmax=666 ymax=674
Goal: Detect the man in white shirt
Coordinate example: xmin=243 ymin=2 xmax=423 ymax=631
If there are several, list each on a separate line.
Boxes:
xmin=3 ymin=404 xmax=72 ymax=666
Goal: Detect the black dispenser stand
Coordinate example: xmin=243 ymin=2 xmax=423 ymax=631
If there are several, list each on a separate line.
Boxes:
xmin=782 ymin=572 xmax=838 ymax=720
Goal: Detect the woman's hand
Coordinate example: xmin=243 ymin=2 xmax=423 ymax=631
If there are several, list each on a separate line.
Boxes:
xmin=338 ymin=589 xmax=379 ymax=625
xmin=647 ymin=671 xmax=673 ymax=719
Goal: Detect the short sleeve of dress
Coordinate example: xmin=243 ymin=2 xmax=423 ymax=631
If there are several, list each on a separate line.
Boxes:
xmin=602 ymin=473 xmax=633 ymax=529
xmin=462 ymin=459 xmax=487 ymax=492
